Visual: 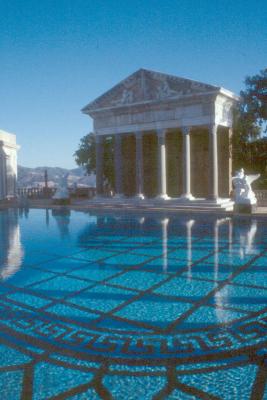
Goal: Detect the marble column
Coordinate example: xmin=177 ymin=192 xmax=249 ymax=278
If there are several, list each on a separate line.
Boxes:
xmin=209 ymin=124 xmax=218 ymax=200
xmin=95 ymin=135 xmax=104 ymax=197
xmin=228 ymin=127 xmax=233 ymax=196
xmin=0 ymin=144 xmax=7 ymax=200
xmin=135 ymin=132 xmax=145 ymax=199
xmin=114 ymin=134 xmax=123 ymax=197
xmin=181 ymin=126 xmax=194 ymax=200
xmin=157 ymin=129 xmax=169 ymax=199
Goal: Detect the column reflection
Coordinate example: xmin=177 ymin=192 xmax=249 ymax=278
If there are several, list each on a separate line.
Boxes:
xmin=161 ymin=218 xmax=169 ymax=272
xmin=213 ymin=218 xmax=230 ymax=282
xmin=215 ymin=218 xmax=257 ymax=325
xmin=214 ymin=218 xmax=231 ymax=324
xmin=0 ymin=209 xmax=24 ymax=280
xmin=186 ymin=219 xmax=195 ymax=281
xmin=239 ymin=220 xmax=257 ymax=257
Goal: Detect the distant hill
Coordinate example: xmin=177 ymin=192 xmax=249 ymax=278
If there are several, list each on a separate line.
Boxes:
xmin=17 ymin=166 xmax=96 ymax=188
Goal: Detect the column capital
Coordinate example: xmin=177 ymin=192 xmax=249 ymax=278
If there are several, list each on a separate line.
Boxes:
xmin=114 ymin=133 xmax=122 ymax=142
xmin=95 ymin=135 xmax=104 ymax=144
xmin=208 ymin=124 xmax=218 ymax=135
xmin=135 ymin=131 xmax=143 ymax=140
xmin=181 ymin=126 xmax=191 ymax=135
xmin=156 ymin=128 xmax=167 ymax=138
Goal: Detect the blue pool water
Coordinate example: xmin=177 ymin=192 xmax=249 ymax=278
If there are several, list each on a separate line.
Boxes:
xmin=0 ymin=208 xmax=266 ymax=399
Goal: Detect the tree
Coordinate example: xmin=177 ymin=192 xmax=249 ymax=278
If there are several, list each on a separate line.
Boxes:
xmin=241 ymin=68 xmax=267 ymax=132
xmin=74 ymin=133 xmax=115 ymax=189
xmin=233 ymin=68 xmax=267 ymax=177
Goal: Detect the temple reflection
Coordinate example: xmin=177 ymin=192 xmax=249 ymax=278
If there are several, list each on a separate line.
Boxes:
xmin=0 ymin=209 xmax=24 ymax=280
xmin=77 ymin=212 xmax=259 ymax=282
xmin=214 ymin=217 xmax=258 ymax=325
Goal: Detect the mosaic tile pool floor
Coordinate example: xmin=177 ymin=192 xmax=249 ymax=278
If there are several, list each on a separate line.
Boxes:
xmin=0 ymin=208 xmax=266 ymax=399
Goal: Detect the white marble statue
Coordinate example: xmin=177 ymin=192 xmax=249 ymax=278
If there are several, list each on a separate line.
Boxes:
xmin=53 ymin=173 xmax=70 ymax=201
xmin=232 ymin=168 xmax=260 ymax=205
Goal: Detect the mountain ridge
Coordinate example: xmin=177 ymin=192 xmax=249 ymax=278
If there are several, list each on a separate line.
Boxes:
xmin=17 ymin=165 xmax=96 ymax=188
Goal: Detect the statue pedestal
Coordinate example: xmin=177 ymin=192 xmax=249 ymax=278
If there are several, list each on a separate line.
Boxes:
xmin=234 ymin=204 xmax=257 ymax=214
xmin=232 ymin=169 xmax=260 ymax=214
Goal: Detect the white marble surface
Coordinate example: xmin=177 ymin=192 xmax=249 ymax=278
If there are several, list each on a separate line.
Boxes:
xmin=82 ymin=69 xmax=238 ymax=136
xmin=0 ymin=130 xmax=19 ymax=200
xmin=232 ymin=169 xmax=260 ymax=205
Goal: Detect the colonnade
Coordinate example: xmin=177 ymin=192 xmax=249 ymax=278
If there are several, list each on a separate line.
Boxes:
xmin=0 ymin=151 xmax=7 ymax=199
xmin=95 ymin=124 xmax=221 ymax=200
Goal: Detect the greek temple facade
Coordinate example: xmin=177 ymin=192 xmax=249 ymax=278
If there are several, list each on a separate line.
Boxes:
xmin=82 ymin=69 xmax=238 ymax=203
xmin=0 ymin=130 xmax=19 ymax=201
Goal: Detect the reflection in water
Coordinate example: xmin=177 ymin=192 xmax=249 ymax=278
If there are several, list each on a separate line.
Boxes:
xmin=19 ymin=205 xmax=29 ymax=218
xmin=213 ymin=218 xmax=230 ymax=282
xmin=214 ymin=218 xmax=258 ymax=325
xmin=46 ymin=208 xmax=50 ymax=227
xmin=214 ymin=218 xmax=232 ymax=323
xmin=0 ymin=208 xmax=262 ymax=329
xmin=186 ymin=219 xmax=195 ymax=281
xmin=239 ymin=220 xmax=257 ymax=257
xmin=75 ymin=211 xmax=260 ymax=327
xmin=52 ymin=208 xmax=71 ymax=239
xmin=0 ymin=209 xmax=24 ymax=280
xmin=161 ymin=218 xmax=169 ymax=272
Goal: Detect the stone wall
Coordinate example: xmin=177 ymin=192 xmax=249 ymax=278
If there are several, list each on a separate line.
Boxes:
xmin=122 ymin=135 xmax=136 ymax=196
xmin=191 ymin=130 xmax=209 ymax=198
xmin=143 ymin=134 xmax=157 ymax=198
xmin=166 ymin=130 xmax=183 ymax=197
xmin=0 ymin=130 xmax=19 ymax=200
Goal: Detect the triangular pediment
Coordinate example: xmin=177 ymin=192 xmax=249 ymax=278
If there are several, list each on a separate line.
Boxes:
xmin=82 ymin=69 xmax=220 ymax=113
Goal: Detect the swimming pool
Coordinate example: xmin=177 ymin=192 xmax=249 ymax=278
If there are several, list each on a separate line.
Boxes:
xmin=0 ymin=208 xmax=266 ymax=399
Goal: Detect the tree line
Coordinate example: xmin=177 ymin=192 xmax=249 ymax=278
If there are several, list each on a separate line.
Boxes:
xmin=75 ymin=68 xmax=267 ymax=189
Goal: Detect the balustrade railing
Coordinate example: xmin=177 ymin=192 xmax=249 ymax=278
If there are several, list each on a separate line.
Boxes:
xmin=17 ymin=187 xmax=97 ymax=199
xmin=17 ymin=187 xmax=56 ymax=199
xmin=16 ymin=187 xmax=266 ymax=204
xmin=255 ymin=190 xmax=267 ymax=206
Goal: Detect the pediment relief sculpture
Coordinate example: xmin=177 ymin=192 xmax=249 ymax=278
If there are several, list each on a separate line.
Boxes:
xmin=83 ymin=69 xmax=222 ymax=113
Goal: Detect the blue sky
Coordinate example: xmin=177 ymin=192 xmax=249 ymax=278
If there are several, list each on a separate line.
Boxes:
xmin=1 ymin=0 xmax=267 ymax=168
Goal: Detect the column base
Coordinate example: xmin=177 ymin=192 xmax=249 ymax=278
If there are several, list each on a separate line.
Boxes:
xmin=135 ymin=193 xmax=145 ymax=200
xmin=207 ymin=196 xmax=224 ymax=204
xmin=180 ymin=193 xmax=195 ymax=201
xmin=155 ymin=194 xmax=170 ymax=200
xmin=208 ymin=195 xmax=219 ymax=201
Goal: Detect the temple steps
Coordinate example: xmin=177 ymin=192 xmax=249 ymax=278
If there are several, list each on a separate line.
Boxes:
xmin=84 ymin=197 xmax=234 ymax=213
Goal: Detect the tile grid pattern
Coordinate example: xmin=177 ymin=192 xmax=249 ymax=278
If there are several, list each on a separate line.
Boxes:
xmin=0 ymin=211 xmax=267 ymax=398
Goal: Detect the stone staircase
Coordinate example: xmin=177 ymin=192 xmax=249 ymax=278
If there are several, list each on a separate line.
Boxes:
xmin=79 ymin=197 xmax=234 ymax=213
